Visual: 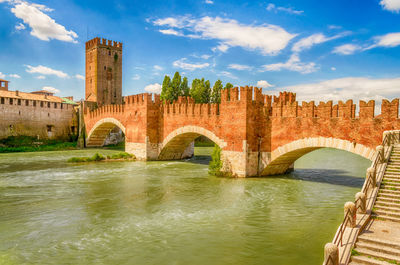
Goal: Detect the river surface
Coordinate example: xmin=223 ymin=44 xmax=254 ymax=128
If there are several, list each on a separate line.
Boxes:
xmin=0 ymin=147 xmax=371 ymax=265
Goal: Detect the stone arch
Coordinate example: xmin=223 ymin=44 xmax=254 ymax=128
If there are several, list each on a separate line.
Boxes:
xmin=86 ymin=118 xmax=126 ymax=147
xmin=158 ymin=125 xmax=227 ymax=160
xmin=262 ymin=137 xmax=376 ymax=176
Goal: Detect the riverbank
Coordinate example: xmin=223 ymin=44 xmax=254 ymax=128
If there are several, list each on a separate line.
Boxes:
xmin=0 ymin=136 xmax=77 ymax=153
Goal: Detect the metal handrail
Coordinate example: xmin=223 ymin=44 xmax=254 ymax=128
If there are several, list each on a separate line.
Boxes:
xmin=323 ymin=255 xmax=335 ymax=265
xmin=333 ymin=209 xmax=351 ymax=247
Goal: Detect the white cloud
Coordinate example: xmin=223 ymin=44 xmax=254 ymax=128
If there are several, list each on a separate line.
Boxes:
xmin=0 ymin=72 xmax=5 ymax=79
xmin=279 ymin=77 xmax=400 ymax=103
xmin=173 ymin=58 xmax=210 ymax=71
xmin=218 ymin=71 xmax=238 ymax=79
xmin=42 ymin=86 xmax=60 ymax=94
xmin=15 ymin=22 xmax=25 ymax=30
xmin=331 ymin=67 xmax=336 ymax=71
xmin=266 ymin=3 xmax=303 ymax=15
xmin=144 ymin=83 xmax=162 ymax=94
xmin=228 ymin=64 xmax=252 ymax=71
xmin=159 ymin=29 xmax=183 ymax=36
xmin=257 ymin=80 xmax=274 ymax=88
xmin=26 ymin=65 xmax=69 ymax=78
xmin=292 ymin=32 xmax=349 ymax=53
xmin=380 ymin=0 xmax=400 ymax=12
xmin=132 ymin=74 xmax=140 ymax=80
xmin=36 ymin=75 xmax=46 ymax=79
xmin=205 ymin=0 xmax=214 ymax=4
xmin=75 ymin=74 xmax=84 ymax=80
xmin=10 ymin=1 xmax=78 ymax=43
xmin=372 ymin=32 xmax=400 ymax=48
xmin=153 ymin=65 xmax=163 ymax=71
xmin=328 ymin=25 xmax=342 ymax=30
xmin=261 ymin=54 xmax=318 ymax=74
xmin=332 ymin=44 xmax=362 ymax=55
xmin=9 ymin=74 xmax=21 ymax=78
xmin=152 ymin=16 xmax=296 ymax=55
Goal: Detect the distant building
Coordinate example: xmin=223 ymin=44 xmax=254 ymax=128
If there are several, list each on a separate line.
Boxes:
xmin=0 ymin=80 xmax=78 ymax=140
xmin=31 ymin=90 xmax=55 ymax=96
xmin=0 ymin=79 xmax=9 ymax=91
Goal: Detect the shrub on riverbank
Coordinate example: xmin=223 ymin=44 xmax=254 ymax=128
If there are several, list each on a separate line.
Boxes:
xmin=209 ymin=144 xmax=222 ymax=175
xmin=0 ymin=136 xmax=77 ymax=153
xmin=68 ymin=152 xmax=135 ymax=163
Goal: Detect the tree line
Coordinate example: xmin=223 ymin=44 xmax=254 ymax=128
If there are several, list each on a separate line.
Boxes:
xmin=160 ymin=72 xmax=233 ymax=104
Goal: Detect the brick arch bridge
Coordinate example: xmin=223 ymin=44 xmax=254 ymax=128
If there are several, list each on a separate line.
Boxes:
xmin=83 ymin=87 xmax=400 ymax=177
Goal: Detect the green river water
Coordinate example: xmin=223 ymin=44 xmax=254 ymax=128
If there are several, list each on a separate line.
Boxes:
xmin=0 ymin=147 xmax=371 ymax=265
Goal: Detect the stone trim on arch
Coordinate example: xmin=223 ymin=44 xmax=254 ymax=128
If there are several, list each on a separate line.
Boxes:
xmin=160 ymin=125 xmax=227 ymax=150
xmin=86 ymin=117 xmax=126 ymax=147
xmin=271 ymin=137 xmax=375 ymax=161
xmin=262 ymin=137 xmax=376 ymax=176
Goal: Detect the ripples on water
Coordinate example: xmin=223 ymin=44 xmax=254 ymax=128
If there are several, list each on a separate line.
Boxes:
xmin=0 ymin=148 xmax=370 ymax=265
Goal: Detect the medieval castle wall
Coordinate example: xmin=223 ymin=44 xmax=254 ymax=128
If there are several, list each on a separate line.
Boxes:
xmin=0 ymin=90 xmax=77 ymax=140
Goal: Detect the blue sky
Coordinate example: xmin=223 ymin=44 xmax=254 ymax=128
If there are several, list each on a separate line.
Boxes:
xmin=1 ymin=0 xmax=400 ymax=103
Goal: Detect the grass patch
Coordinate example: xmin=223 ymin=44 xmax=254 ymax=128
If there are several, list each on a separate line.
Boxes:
xmin=68 ymin=152 xmax=105 ymax=163
xmin=107 ymin=152 xmax=134 ymax=160
xmin=0 ymin=135 xmax=77 ymax=153
xmin=103 ymin=141 xmax=125 ymax=150
xmin=351 ymin=249 xmax=360 ymax=256
xmin=68 ymin=152 xmax=135 ymax=163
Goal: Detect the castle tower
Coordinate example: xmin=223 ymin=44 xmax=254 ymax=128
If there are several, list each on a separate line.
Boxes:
xmin=85 ymin=37 xmax=123 ymax=106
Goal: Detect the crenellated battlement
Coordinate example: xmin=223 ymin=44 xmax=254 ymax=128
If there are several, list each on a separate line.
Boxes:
xmin=163 ymin=96 xmax=218 ymax=116
xmin=269 ymin=96 xmax=399 ymax=120
xmin=85 ymin=37 xmax=123 ymax=50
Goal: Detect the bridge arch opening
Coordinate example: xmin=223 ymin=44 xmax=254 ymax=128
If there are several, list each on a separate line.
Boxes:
xmin=86 ymin=118 xmax=126 ymax=147
xmin=158 ymin=126 xmax=226 ymax=160
xmin=261 ymin=137 xmax=376 ymax=176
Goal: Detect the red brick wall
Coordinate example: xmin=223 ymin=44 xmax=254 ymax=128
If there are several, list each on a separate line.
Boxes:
xmin=84 ymin=88 xmax=400 ymax=154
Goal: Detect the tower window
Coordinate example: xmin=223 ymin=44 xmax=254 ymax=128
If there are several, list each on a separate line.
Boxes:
xmin=104 ymin=66 xmax=106 ymax=70
xmin=109 ymin=51 xmax=111 ymax=56
xmin=25 ymin=100 xmax=29 ymax=106
xmin=17 ymin=99 xmax=21 ymax=105
xmin=54 ymin=103 xmax=57 ymax=108
xmin=33 ymin=101 xmax=36 ymax=107
xmin=47 ymin=102 xmax=50 ymax=108
xmin=9 ymin=98 xmax=13 ymax=105
xmin=40 ymin=101 xmax=43 ymax=107
xmin=1 ymin=98 xmax=4 ymax=104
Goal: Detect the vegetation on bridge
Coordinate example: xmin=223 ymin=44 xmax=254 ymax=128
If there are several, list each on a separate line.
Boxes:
xmin=161 ymin=71 xmax=233 ymax=103
xmin=209 ymin=144 xmax=223 ymax=176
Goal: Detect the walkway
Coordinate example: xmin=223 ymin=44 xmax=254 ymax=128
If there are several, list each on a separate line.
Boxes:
xmin=350 ymin=145 xmax=400 ymax=264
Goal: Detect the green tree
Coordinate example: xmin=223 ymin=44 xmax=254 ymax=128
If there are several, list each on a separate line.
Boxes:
xmin=211 ymin=79 xmax=223 ymax=103
xmin=190 ymin=78 xmax=211 ymax=103
xmin=160 ymin=75 xmax=172 ymax=101
xmin=180 ymin=77 xmax=189 ymax=97
xmin=224 ymin=82 xmax=233 ymax=90
xmin=170 ymin=71 xmax=182 ymax=100
xmin=204 ymin=80 xmax=211 ymax=103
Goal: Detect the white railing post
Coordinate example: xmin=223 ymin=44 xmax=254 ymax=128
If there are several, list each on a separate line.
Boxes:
xmin=367 ymin=167 xmax=376 ymax=188
xmin=344 ymin=202 xmax=356 ymax=228
xmin=355 ymin=192 xmax=366 ymax=214
xmin=376 ymin=145 xmax=384 ymax=164
xmin=324 ymin=243 xmax=339 ymax=265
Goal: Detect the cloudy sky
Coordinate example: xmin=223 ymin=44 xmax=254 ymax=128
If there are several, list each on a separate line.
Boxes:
xmin=0 ymin=0 xmax=400 ymax=103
